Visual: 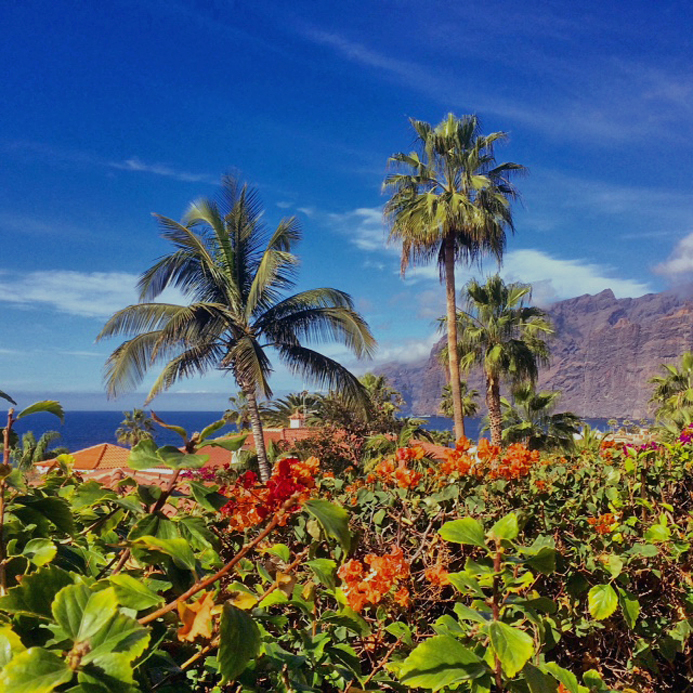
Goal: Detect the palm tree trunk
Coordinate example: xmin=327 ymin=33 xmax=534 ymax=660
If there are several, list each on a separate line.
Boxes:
xmin=487 ymin=374 xmax=502 ymax=446
xmin=243 ymin=388 xmax=271 ymax=482
xmin=444 ymin=234 xmax=466 ymax=440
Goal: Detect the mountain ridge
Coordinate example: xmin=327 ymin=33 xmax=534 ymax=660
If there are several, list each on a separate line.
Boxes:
xmin=379 ymin=286 xmax=693 ymax=419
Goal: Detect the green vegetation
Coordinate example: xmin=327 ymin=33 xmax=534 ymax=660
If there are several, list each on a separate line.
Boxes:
xmin=383 ymin=114 xmax=525 ymax=441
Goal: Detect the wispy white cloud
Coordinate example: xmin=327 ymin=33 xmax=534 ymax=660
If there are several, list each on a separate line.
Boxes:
xmin=0 ymin=270 xmax=187 ymax=319
xmin=108 ymin=157 xmax=217 ymax=184
xmin=297 ymin=24 xmax=693 ymax=145
xmin=653 ymin=232 xmax=693 ymax=278
xmin=402 ymin=248 xmax=650 ymax=304
xmin=323 ymin=206 xmax=389 ymax=252
xmin=4 ymin=141 xmax=217 ymax=185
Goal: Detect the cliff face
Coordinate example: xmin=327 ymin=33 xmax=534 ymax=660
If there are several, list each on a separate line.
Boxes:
xmin=379 ymin=288 xmax=693 ymax=418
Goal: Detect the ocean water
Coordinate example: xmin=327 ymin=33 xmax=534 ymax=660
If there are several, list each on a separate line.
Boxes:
xmin=10 ymin=411 xmax=617 ymax=453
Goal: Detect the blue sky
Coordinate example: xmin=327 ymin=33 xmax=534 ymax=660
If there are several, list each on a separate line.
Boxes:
xmin=2 ymin=0 xmax=693 ymax=410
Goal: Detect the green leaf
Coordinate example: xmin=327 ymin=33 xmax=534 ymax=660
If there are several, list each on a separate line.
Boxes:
xmin=0 ymin=626 xmax=26 ymax=668
xmin=22 ymin=538 xmax=57 ymax=567
xmin=71 ymin=481 xmax=117 ymax=510
xmin=582 ymin=669 xmax=609 ymax=691
xmin=0 ymin=565 xmax=73 ymax=618
xmin=542 ymin=662 xmax=580 ymax=693
xmin=198 ymin=419 xmax=227 ymax=441
xmin=524 ymin=547 xmax=556 ymax=575
xmin=524 ymin=663 xmax=559 ymax=692
xmin=83 ymin=612 xmax=150 ymax=663
xmin=78 ymin=587 xmax=118 ymax=641
xmin=14 ymin=496 xmax=75 ymax=535
xmin=307 ymin=559 xmax=337 ymax=589
xmin=398 ymin=635 xmax=485 ymax=691
xmin=188 ymin=481 xmax=229 ymax=512
xmin=605 ymin=554 xmax=623 ymax=578
xmin=644 ymin=524 xmax=670 ymax=544
xmin=489 ymin=621 xmax=535 ymax=678
xmin=488 ymin=513 xmax=519 ymax=542
xmin=617 ymin=587 xmax=640 ymax=629
xmin=203 ymin=434 xmax=247 ymax=452
xmin=587 ymin=584 xmax=618 ymax=620
xmin=218 ymin=602 xmax=261 ymax=683
xmin=439 ymin=517 xmax=486 ymax=548
xmin=0 ymin=389 xmax=17 ymax=406
xmin=16 ymin=400 xmax=64 ymax=423
xmin=385 ymin=621 xmax=413 ymax=646
xmin=304 ymin=499 xmax=351 ymax=551
xmin=109 ymin=575 xmax=164 ymax=611
xmin=132 ymin=535 xmax=196 ymax=571
xmin=157 ymin=445 xmax=208 ymax=469
xmin=127 ymin=439 xmax=160 ymax=470
xmin=0 ymin=647 xmax=73 ymax=692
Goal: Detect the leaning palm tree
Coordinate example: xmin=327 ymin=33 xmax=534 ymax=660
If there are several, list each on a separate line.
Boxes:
xmin=383 ymin=113 xmax=525 ymax=440
xmin=97 ymin=177 xmax=376 ymax=481
xmin=499 ymin=383 xmax=582 ymax=452
xmin=454 ymin=275 xmax=553 ymax=446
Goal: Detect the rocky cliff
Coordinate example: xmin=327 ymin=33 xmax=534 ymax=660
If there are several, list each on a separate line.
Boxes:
xmin=380 ymin=288 xmax=693 ymax=418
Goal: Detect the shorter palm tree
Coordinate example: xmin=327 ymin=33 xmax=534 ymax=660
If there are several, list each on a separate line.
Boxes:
xmin=453 ymin=275 xmax=553 ymax=446
xmin=115 ymin=409 xmax=155 ymax=447
xmin=12 ymin=430 xmax=69 ymax=471
xmin=650 ymin=352 xmax=693 ymax=431
xmin=499 ymin=383 xmax=582 ymax=452
xmin=439 ymin=381 xmax=479 ymax=420
xmin=263 ymin=391 xmax=323 ymax=428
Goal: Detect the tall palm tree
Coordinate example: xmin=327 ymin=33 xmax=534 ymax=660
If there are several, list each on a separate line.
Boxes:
xmin=383 ymin=113 xmax=525 ymax=440
xmin=454 ymin=275 xmax=553 ymax=446
xmin=650 ymin=352 xmax=693 ymax=430
xmin=97 ymin=177 xmax=376 ymax=481
xmin=499 ymin=383 xmax=582 ymax=452
xmin=115 ymin=409 xmax=156 ymax=447
xmin=224 ymin=391 xmax=263 ymax=431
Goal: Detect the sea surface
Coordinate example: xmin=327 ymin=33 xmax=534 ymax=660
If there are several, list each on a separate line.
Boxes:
xmin=11 ymin=411 xmax=618 ymax=454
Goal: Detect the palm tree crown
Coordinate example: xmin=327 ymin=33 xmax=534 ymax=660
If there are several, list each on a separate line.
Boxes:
xmin=454 ymin=275 xmax=553 ymax=446
xmin=97 ymin=177 xmax=376 ymax=480
xmin=499 ymin=383 xmax=582 ymax=452
xmin=650 ymin=352 xmax=693 ymax=433
xmin=383 ymin=113 xmax=525 ymax=440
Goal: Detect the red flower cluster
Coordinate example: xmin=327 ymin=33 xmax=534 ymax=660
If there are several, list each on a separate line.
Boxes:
xmin=337 ymin=546 xmax=410 ymax=612
xmin=588 ymin=513 xmax=616 ymax=535
xmin=477 ymin=438 xmax=501 ymax=462
xmin=220 ymin=456 xmax=320 ymax=530
xmin=488 ymin=443 xmax=540 ymax=480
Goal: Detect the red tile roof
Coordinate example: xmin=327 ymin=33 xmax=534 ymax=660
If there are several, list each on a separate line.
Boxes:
xmin=44 ymin=443 xmax=132 ymax=470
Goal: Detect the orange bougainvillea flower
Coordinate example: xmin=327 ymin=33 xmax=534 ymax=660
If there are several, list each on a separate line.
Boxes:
xmin=440 ymin=446 xmax=473 ymax=476
xmin=588 ymin=513 xmax=616 ymax=535
xmin=177 ymin=591 xmax=216 ymax=642
xmin=337 ymin=545 xmax=410 ymax=613
xmin=424 ymin=563 xmax=450 ymax=587
xmin=487 ymin=443 xmax=539 ymax=481
xmin=477 ymin=438 xmax=501 ymax=462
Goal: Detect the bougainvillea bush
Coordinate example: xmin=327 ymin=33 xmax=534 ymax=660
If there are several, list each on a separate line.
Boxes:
xmin=0 ymin=420 xmax=692 ymax=692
